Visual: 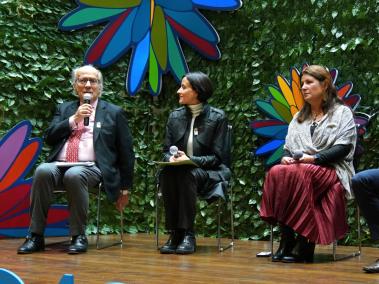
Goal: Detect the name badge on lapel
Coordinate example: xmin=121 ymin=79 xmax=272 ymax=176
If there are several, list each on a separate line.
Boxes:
xmin=96 ymin=122 xmax=102 ymax=129
xmin=194 ymin=128 xmax=198 ymax=136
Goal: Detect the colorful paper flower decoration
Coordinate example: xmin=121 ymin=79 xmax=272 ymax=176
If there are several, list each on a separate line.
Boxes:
xmin=58 ymin=0 xmax=242 ymax=96
xmin=0 ymin=121 xmax=69 ymax=238
xmin=251 ymin=65 xmax=369 ymax=166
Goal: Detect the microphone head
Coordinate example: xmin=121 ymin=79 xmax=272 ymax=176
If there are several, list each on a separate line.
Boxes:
xmin=293 ymin=150 xmax=303 ymax=160
xmin=83 ymin=93 xmax=92 ymax=103
xmin=169 ymin=145 xmax=178 ymax=156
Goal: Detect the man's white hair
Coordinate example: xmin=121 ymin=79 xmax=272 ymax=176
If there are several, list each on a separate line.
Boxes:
xmin=71 ymin=65 xmax=103 ymax=95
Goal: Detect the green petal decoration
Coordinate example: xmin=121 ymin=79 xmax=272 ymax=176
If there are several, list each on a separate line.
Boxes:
xmin=167 ymin=24 xmax=187 ymax=81
xmin=151 ymin=6 xmax=167 ymax=71
xmin=60 ymin=8 xmax=125 ymax=28
xmin=268 ymin=86 xmax=289 ymax=108
xmin=271 ymin=101 xmax=292 ymax=124
xmin=80 ymin=0 xmax=141 ymax=8
xmin=149 ymin=45 xmax=159 ymax=93
xmin=256 ymin=100 xmax=286 ymax=122
xmin=266 ymin=146 xmax=284 ymax=166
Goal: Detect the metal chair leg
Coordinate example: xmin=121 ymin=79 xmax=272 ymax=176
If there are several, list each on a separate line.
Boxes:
xmin=270 ymin=225 xmax=274 ymax=255
xmin=256 ymin=224 xmax=273 ymax=257
xmin=230 ymin=185 xmax=235 ymax=248
xmin=53 ymin=184 xmax=123 ymax=250
xmin=357 ymin=206 xmax=362 ymax=254
xmin=120 ymin=209 xmax=124 ymax=246
xmin=96 ymin=185 xmax=101 ymax=249
xmin=95 ymin=184 xmax=124 ymax=250
xmin=332 ymin=203 xmax=361 ymax=261
xmin=155 ymin=183 xmax=161 ymax=250
xmin=217 ymin=198 xmax=221 ymax=251
xmin=218 ymin=185 xmax=234 ymax=252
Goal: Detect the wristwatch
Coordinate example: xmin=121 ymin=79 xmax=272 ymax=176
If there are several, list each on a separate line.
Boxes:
xmin=121 ymin=190 xmax=129 ymax=195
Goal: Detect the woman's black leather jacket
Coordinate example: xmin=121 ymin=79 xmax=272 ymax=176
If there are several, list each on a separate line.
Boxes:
xmin=163 ymin=103 xmax=231 ymax=186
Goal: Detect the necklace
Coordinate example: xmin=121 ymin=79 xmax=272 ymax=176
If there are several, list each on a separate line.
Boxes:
xmin=312 ymin=111 xmax=323 ymax=122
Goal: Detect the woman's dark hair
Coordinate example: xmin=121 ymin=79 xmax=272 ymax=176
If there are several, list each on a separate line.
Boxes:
xmin=184 ymin=71 xmax=213 ymax=103
xmin=297 ymin=65 xmax=343 ymax=123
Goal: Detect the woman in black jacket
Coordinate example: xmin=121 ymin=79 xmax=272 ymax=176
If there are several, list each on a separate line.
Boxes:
xmin=159 ymin=71 xmax=231 ymax=254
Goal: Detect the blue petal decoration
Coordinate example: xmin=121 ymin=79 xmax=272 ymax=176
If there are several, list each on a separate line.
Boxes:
xmin=0 ymin=268 xmax=24 ymax=284
xmin=192 ymin=0 xmax=242 ymax=10
xmin=254 ymin=125 xmax=288 ymax=139
xmin=156 ymin=0 xmax=193 ymax=11
xmin=255 ymin=139 xmax=284 ymax=155
xmin=253 ymin=125 xmax=288 ymax=139
xmin=131 ymin=0 xmax=150 ymax=43
xmin=164 ymin=10 xmax=219 ymax=43
xmin=100 ymin=9 xmax=137 ymax=66
xmin=127 ymin=32 xmax=150 ymax=95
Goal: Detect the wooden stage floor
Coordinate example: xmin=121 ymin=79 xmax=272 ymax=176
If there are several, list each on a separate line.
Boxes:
xmin=1 ymin=233 xmax=379 ymax=283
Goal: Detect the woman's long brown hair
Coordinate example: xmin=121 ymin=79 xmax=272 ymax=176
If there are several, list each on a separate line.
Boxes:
xmin=297 ymin=65 xmax=342 ymax=123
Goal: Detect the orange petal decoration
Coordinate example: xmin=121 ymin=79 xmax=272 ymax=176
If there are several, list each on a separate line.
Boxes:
xmin=0 ymin=142 xmax=39 ymax=192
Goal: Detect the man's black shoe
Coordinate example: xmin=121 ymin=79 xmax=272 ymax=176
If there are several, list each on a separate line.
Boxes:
xmin=68 ymin=235 xmax=88 ymax=254
xmin=17 ymin=234 xmax=45 ymax=254
xmin=363 ymin=259 xmax=379 ymax=273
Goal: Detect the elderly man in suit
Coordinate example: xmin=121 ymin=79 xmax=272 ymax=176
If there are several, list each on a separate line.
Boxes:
xmin=17 ymin=65 xmax=134 ymax=254
xmin=352 ymin=168 xmax=379 ymax=272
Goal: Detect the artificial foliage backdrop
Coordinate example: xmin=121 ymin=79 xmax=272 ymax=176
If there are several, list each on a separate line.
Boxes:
xmin=1 ymin=0 xmax=378 ymax=245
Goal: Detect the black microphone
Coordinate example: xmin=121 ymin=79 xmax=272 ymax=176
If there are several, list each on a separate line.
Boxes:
xmin=293 ymin=150 xmax=303 ymax=160
xmin=83 ymin=93 xmax=92 ymax=126
xmin=169 ymin=145 xmax=179 ymax=158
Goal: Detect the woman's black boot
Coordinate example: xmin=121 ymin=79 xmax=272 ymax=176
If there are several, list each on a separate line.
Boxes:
xmin=160 ymin=229 xmax=184 ymax=254
xmin=176 ymin=230 xmax=196 ymax=254
xmin=272 ymin=226 xmax=296 ymax=262
xmin=281 ymin=235 xmax=315 ymax=263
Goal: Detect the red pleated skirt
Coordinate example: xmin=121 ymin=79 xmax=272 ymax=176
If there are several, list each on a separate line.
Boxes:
xmin=260 ymin=163 xmax=348 ymax=245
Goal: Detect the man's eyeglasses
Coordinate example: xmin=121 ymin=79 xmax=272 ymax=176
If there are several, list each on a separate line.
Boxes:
xmin=76 ymin=78 xmax=99 ymax=86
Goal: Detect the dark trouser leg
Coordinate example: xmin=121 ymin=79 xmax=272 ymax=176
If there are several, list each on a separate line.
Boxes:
xmin=30 ymin=163 xmax=101 ymax=237
xmin=160 ymin=166 xmax=208 ymax=230
xmin=176 ymin=168 xmax=208 ymax=230
xmin=29 ymin=163 xmax=62 ymax=236
xmin=352 ymin=169 xmax=379 ymax=240
xmin=160 ymin=167 xmax=180 ymax=230
xmin=63 ymin=165 xmax=101 ymax=236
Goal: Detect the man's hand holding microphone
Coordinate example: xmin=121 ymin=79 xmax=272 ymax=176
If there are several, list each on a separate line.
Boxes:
xmin=73 ymin=93 xmax=93 ymax=125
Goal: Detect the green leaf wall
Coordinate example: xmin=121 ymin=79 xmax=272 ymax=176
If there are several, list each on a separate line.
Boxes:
xmin=1 ymin=0 xmax=378 ymax=244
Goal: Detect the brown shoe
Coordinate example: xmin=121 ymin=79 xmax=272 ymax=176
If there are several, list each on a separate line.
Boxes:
xmin=363 ymin=259 xmax=379 ymax=273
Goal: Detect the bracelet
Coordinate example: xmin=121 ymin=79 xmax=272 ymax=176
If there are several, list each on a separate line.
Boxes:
xmin=121 ymin=190 xmax=129 ymax=195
